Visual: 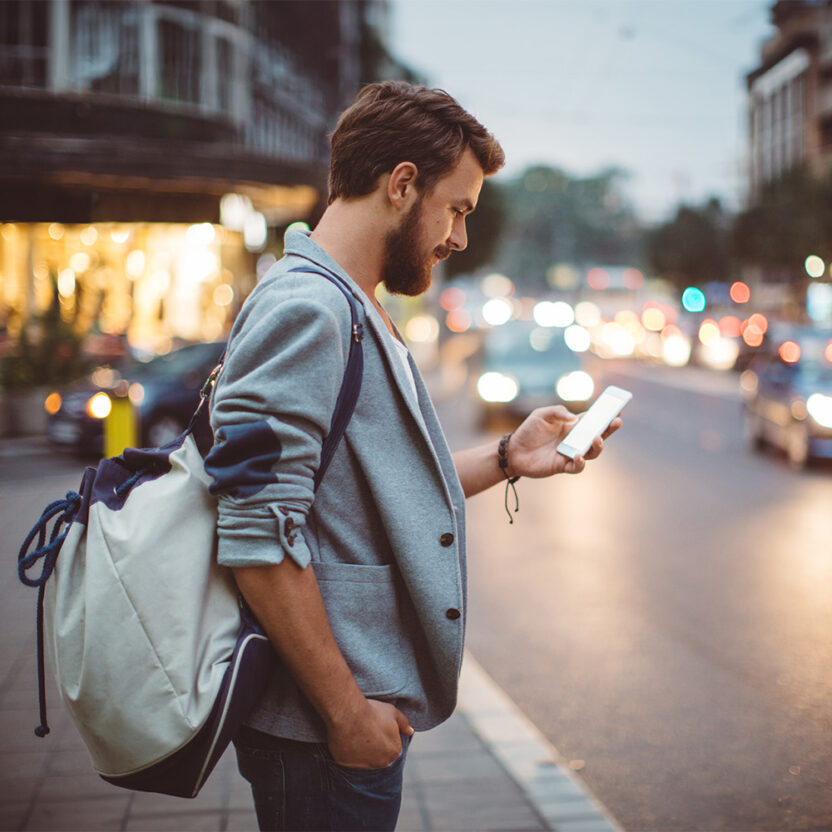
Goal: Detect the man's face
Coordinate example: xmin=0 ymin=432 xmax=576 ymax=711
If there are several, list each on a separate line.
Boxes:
xmin=382 ymin=148 xmax=484 ymax=296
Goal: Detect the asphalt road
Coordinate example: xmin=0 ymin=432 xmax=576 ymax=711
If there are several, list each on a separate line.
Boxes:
xmin=440 ymin=360 xmax=832 ymax=832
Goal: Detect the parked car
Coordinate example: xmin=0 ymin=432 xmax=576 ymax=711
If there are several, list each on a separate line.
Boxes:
xmin=473 ymin=321 xmax=597 ymax=427
xmin=45 ymin=341 xmax=226 ymax=455
xmin=742 ymin=335 xmax=832 ymax=468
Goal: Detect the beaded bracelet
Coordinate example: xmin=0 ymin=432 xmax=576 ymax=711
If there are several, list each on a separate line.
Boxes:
xmin=497 ymin=433 xmax=520 ymax=523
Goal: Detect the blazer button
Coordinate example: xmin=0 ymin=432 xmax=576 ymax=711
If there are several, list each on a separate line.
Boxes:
xmin=446 ymin=608 xmax=461 ymax=620
xmin=440 ymin=533 xmax=455 ymax=547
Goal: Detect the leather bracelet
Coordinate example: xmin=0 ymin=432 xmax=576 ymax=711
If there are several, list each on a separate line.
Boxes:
xmin=498 ymin=433 xmax=520 ymax=523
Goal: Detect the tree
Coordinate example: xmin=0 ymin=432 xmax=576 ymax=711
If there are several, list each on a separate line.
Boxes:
xmin=445 ymin=179 xmax=505 ymax=279
xmin=647 ymin=197 xmax=728 ymax=291
xmin=731 ymin=167 xmax=832 ymax=282
xmin=494 ymin=165 xmax=643 ymax=292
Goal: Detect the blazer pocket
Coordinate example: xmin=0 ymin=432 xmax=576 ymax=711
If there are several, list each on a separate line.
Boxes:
xmin=311 ymin=561 xmax=414 ymax=698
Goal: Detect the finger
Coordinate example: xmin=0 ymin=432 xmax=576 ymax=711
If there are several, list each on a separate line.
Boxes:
xmin=395 ymin=708 xmax=415 ymax=736
xmin=567 ymin=455 xmax=586 ymax=474
xmin=601 ymin=417 xmax=622 ymax=439
xmin=585 ymin=436 xmax=604 ymax=459
xmin=540 ymin=404 xmax=576 ymax=424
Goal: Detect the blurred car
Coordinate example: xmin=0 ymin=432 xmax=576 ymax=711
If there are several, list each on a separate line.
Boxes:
xmin=742 ymin=336 xmax=832 ymax=468
xmin=45 ymin=341 xmax=226 ymax=455
xmin=474 ymin=321 xmax=596 ymax=426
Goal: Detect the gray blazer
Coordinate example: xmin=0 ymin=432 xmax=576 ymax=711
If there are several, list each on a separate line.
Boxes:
xmin=208 ymin=229 xmax=468 ymax=741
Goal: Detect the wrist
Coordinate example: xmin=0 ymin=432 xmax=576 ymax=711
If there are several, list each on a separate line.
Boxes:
xmin=322 ymin=686 xmax=368 ymax=733
xmin=497 ymin=433 xmax=519 ymax=481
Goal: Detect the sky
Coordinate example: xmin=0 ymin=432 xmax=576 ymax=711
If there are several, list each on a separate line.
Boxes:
xmin=389 ymin=0 xmax=775 ymax=223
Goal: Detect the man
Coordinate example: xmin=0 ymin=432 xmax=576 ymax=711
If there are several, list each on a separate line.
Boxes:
xmin=208 ymin=81 xmax=620 ymax=831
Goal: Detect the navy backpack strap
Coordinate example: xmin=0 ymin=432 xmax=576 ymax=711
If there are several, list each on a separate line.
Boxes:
xmin=284 ymin=263 xmax=365 ymax=489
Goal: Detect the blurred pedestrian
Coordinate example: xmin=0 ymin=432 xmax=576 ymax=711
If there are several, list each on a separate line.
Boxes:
xmin=207 ymin=80 xmax=620 ymax=832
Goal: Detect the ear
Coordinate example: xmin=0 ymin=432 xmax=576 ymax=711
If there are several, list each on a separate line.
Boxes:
xmin=386 ymin=161 xmax=419 ymax=211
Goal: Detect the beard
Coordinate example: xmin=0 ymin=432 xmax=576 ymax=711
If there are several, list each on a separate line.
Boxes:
xmin=381 ymin=197 xmax=451 ymax=297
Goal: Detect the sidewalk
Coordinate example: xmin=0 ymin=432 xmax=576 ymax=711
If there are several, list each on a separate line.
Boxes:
xmin=1 ymin=645 xmax=619 ymax=832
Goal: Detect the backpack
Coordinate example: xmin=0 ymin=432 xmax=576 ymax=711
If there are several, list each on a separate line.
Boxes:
xmin=17 ymin=264 xmax=365 ymax=798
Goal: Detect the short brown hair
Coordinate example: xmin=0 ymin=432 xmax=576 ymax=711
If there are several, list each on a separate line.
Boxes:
xmin=328 ymin=81 xmax=504 ymax=204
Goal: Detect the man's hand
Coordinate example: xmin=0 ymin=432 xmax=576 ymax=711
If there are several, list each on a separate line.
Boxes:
xmin=327 ymin=698 xmax=413 ymax=769
xmin=507 ymin=405 xmax=622 ymax=478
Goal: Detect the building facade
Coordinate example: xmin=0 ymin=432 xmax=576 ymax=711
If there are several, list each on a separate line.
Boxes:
xmin=0 ymin=0 xmax=406 ymax=363
xmin=747 ymin=0 xmax=832 ymax=196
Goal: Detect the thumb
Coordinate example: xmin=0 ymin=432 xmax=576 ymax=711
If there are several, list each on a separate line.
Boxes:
xmin=395 ymin=708 xmax=415 ymax=736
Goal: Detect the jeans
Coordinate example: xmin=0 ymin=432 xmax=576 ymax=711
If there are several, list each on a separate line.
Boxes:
xmin=234 ymin=725 xmax=411 ymax=832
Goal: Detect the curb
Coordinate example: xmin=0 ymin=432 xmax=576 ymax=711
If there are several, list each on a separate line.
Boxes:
xmin=457 ymin=652 xmax=624 ymax=832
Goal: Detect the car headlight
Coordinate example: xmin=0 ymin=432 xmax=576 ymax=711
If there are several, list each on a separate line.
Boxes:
xmin=806 ymin=393 xmax=832 ymax=428
xmin=556 ymin=371 xmax=594 ymax=402
xmin=477 ymin=372 xmax=519 ymax=403
xmin=86 ymin=391 xmax=113 ymax=419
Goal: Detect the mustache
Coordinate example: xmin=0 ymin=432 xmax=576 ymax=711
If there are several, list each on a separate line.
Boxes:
xmin=434 ymin=244 xmax=452 ymax=261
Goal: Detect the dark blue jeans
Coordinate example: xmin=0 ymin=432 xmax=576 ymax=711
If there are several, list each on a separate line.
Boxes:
xmin=234 ymin=725 xmax=411 ymax=831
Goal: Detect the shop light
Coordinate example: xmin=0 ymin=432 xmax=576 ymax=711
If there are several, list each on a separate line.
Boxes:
xmin=244 ymin=212 xmax=268 ymax=252
xmin=220 ymin=193 xmax=253 ymax=231
xmin=187 ymin=223 xmax=216 ymax=246
xmin=126 ymin=250 xmax=146 ymax=279
xmin=80 ymin=226 xmax=98 ymax=246
xmin=213 ymin=284 xmax=234 ymax=307
xmin=57 ymin=269 xmax=76 ymax=298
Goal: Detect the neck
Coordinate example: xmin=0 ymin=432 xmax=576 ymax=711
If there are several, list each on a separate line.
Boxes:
xmin=309 ymin=198 xmax=389 ymax=305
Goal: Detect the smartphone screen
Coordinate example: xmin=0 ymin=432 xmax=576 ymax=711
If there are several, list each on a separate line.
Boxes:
xmin=557 ymin=386 xmax=631 ymax=459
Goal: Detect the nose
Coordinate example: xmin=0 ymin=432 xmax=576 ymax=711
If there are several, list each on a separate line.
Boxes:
xmin=449 ymin=216 xmax=468 ymax=252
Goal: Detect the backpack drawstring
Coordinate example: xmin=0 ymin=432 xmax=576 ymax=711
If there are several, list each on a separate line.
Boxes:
xmin=18 ymin=492 xmax=82 ymax=737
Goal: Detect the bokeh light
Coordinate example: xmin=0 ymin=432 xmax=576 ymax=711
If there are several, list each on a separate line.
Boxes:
xmin=533 ymin=301 xmax=574 ymax=328
xmin=622 ymin=268 xmax=644 ymax=290
xmin=719 ymin=316 xmax=742 ymax=338
xmin=730 ymin=281 xmax=750 ymax=303
xmin=440 ymin=287 xmax=466 ymax=311
xmin=477 ymin=372 xmax=518 ymax=403
xmin=564 ymin=325 xmax=591 ymax=352
xmin=575 ymin=301 xmax=601 ymax=327
xmin=482 ymin=298 xmax=513 ymax=326
xmin=681 ymin=287 xmax=706 ymax=313
xmin=698 ymin=319 xmax=720 ymax=345
xmin=805 ymin=255 xmax=825 ymax=279
xmin=446 ymin=309 xmax=471 ymax=333
xmin=481 ymin=273 xmax=514 ymax=298
xmin=642 ymin=307 xmax=666 ymax=332
xmin=779 ymin=340 xmax=801 ymax=363
xmin=586 ymin=268 xmax=610 ymax=291
xmin=406 ymin=315 xmax=440 ymax=343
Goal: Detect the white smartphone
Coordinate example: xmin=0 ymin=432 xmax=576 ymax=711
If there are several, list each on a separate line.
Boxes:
xmin=556 ymin=385 xmax=632 ymax=460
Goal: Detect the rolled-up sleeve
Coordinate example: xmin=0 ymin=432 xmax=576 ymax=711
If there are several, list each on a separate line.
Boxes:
xmin=207 ymin=281 xmax=349 ymax=569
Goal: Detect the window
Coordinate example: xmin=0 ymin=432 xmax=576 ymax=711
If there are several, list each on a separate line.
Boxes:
xmin=0 ymin=0 xmax=49 ymax=88
xmin=158 ymin=17 xmax=200 ymax=105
